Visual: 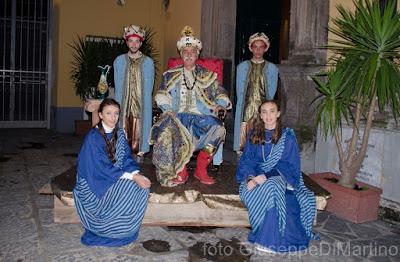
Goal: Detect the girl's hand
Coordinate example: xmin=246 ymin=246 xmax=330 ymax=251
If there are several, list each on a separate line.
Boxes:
xmin=253 ymin=174 xmax=267 ymax=185
xmin=247 ymin=179 xmax=258 ymax=191
xmin=133 ymin=174 xmax=151 ymax=189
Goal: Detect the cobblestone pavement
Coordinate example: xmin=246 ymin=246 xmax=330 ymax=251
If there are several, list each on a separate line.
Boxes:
xmin=1 ymin=129 xmax=399 ymax=262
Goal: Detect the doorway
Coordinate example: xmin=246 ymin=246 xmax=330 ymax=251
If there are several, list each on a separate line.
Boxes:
xmin=235 ymin=0 xmax=290 ymax=65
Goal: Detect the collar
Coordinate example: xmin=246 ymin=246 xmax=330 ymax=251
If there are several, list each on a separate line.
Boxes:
xmin=102 ymin=123 xmax=115 ymax=133
xmin=128 ymin=51 xmax=143 ymax=59
xmin=250 ymin=58 xmax=265 ymax=64
xmin=183 ymin=66 xmax=196 ymax=72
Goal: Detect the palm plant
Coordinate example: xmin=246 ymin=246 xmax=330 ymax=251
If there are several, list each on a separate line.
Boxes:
xmin=70 ymin=27 xmax=159 ymax=101
xmin=140 ymin=26 xmax=160 ymax=76
xmin=312 ymin=0 xmax=400 ymax=188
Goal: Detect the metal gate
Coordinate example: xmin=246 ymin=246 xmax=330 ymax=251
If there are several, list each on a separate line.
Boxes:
xmin=0 ymin=0 xmax=51 ymax=128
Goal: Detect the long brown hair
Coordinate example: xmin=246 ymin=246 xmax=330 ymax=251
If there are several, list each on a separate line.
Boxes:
xmin=250 ymin=100 xmax=282 ymax=145
xmin=97 ymin=98 xmax=120 ymax=163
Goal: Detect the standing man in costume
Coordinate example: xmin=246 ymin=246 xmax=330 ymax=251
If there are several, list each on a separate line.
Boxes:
xmin=114 ymin=24 xmax=155 ymax=157
xmin=234 ymin=32 xmax=279 ymax=155
xmin=150 ymin=26 xmax=232 ymax=187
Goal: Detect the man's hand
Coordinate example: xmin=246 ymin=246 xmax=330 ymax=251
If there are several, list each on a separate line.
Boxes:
xmin=214 ymin=105 xmax=227 ymax=119
xmin=165 ymin=111 xmax=177 ymax=118
xmin=133 ymin=174 xmax=151 ymax=189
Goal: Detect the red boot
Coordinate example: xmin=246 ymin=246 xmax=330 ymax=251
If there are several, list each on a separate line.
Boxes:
xmin=171 ymin=166 xmax=188 ymax=186
xmin=194 ymin=150 xmax=215 ymax=185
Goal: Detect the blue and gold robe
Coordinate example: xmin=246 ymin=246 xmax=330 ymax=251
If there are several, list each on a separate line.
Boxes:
xmin=73 ymin=128 xmax=149 ymax=246
xmin=151 ymin=64 xmax=231 ymax=186
xmin=234 ymin=60 xmax=278 ymax=152
xmin=236 ymin=128 xmax=317 ymax=252
xmin=114 ymin=54 xmax=154 ymax=154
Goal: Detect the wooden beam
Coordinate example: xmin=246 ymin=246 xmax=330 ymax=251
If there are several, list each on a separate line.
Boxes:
xmin=54 ymin=197 xmax=251 ymax=227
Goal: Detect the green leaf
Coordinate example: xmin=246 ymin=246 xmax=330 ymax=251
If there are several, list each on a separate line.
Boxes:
xmin=311 ymin=0 xmax=400 ymax=155
xmin=69 ymin=27 xmax=160 ymax=101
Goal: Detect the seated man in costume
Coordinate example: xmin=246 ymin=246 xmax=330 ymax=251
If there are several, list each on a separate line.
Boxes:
xmin=150 ymin=26 xmax=232 ymax=187
xmin=233 ymin=32 xmax=279 ymax=156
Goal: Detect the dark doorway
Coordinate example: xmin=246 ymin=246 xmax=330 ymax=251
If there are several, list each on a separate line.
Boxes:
xmin=235 ymin=0 xmax=290 ymax=66
xmin=234 ymin=0 xmax=290 ymax=113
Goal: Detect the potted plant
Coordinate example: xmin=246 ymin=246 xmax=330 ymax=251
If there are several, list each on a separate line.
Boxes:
xmin=69 ymin=28 xmax=159 ymax=134
xmin=310 ymin=0 xmax=400 ymax=223
xmin=70 ymin=28 xmax=159 ymax=101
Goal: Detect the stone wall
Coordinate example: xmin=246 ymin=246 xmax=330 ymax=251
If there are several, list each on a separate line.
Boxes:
xmin=201 ymin=0 xmax=236 ymax=101
xmin=278 ymin=64 xmax=324 ymax=127
xmin=279 ymin=0 xmax=329 ymax=127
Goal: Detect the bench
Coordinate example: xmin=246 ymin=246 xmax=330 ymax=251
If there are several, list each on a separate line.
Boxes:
xmin=47 ymin=163 xmax=330 ymax=226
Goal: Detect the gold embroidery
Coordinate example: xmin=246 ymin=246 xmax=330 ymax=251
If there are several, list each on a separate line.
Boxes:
xmin=243 ymin=61 xmax=266 ymax=122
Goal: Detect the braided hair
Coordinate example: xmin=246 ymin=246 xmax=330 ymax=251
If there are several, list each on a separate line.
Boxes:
xmin=250 ymin=100 xmax=282 ymax=145
xmin=97 ymin=98 xmax=120 ymax=163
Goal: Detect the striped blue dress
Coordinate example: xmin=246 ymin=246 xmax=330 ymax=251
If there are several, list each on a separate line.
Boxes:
xmin=236 ymin=128 xmax=317 ymax=252
xmin=73 ymin=128 xmax=149 ymax=247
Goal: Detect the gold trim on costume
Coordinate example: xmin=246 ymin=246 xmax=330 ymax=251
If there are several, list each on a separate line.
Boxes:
xmin=203 ymin=143 xmax=216 ymax=154
xmin=125 ymin=116 xmax=141 ymax=154
xmin=165 ymin=71 xmax=181 ymax=90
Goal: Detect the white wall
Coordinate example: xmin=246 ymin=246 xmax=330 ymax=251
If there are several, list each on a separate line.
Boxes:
xmin=315 ymin=125 xmax=400 ymax=204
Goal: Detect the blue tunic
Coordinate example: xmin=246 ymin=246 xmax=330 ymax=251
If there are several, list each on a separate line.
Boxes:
xmin=236 ymin=128 xmax=316 ymax=252
xmin=113 ymin=54 xmax=154 ymax=154
xmin=233 ymin=60 xmax=279 ymax=152
xmin=73 ymin=128 xmax=149 ymax=247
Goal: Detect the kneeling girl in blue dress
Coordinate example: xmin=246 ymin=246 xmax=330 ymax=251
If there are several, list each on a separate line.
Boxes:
xmin=236 ymin=100 xmax=317 ymax=253
xmin=73 ymin=98 xmax=151 ymax=247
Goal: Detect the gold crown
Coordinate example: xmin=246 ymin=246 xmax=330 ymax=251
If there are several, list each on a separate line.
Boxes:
xmin=177 ymin=26 xmax=202 ymax=52
xmin=123 ymin=25 xmax=145 ymax=41
xmin=248 ymin=32 xmax=270 ymax=47
xmin=181 ymin=26 xmax=194 ymax=37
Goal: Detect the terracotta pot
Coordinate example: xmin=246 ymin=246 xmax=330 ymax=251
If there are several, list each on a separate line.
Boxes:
xmin=309 ymin=172 xmax=382 ymax=223
xmin=74 ymin=120 xmax=92 ymax=136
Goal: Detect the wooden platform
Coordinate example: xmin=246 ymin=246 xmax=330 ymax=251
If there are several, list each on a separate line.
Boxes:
xmin=50 ymin=163 xmax=330 ymax=226
xmin=54 ymin=197 xmax=251 ymax=227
